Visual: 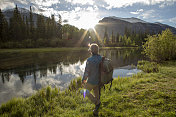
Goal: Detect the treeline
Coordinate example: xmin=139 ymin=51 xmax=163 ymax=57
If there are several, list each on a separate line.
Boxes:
xmin=0 ymin=5 xmax=159 ymax=48
xmin=143 ymin=29 xmax=176 ymax=62
xmin=102 ymin=27 xmax=149 ymax=47
xmin=0 ymin=5 xmax=90 ymax=48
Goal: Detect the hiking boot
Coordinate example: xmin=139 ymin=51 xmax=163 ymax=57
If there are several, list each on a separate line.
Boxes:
xmin=93 ymin=102 xmax=101 ymax=116
xmin=95 ymin=102 xmax=101 ymax=110
xmin=93 ymin=109 xmax=98 ymax=116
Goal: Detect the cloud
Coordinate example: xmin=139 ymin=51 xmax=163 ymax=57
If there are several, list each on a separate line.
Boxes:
xmin=103 ymin=0 xmax=176 ymax=9
xmin=156 ymin=19 xmax=164 ymax=22
xmin=60 ymin=6 xmax=100 ymax=29
xmin=0 ymin=0 xmax=15 ymax=10
xmin=159 ymin=0 xmax=175 ymax=8
xmin=66 ymin=0 xmax=94 ymax=5
xmin=31 ymin=0 xmax=60 ymax=7
xmin=74 ymin=7 xmax=81 ymax=12
xmin=15 ymin=0 xmax=29 ymax=5
xmin=140 ymin=9 xmax=155 ymax=19
xmin=130 ymin=9 xmax=144 ymax=14
xmin=39 ymin=7 xmax=59 ymax=17
xmin=169 ymin=17 xmax=176 ymax=24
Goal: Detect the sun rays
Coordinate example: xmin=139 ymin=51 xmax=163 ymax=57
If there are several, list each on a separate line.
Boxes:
xmin=75 ymin=22 xmax=106 ymax=47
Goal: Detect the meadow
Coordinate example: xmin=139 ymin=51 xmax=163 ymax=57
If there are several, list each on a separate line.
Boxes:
xmin=0 ymin=60 xmax=175 ymax=117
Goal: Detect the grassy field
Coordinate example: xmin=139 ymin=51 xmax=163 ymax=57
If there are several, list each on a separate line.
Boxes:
xmin=0 ymin=47 xmax=88 ymax=53
xmin=0 ymin=61 xmax=176 ymax=117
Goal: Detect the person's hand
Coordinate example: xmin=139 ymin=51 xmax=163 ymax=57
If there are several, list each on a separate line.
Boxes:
xmin=82 ymin=80 xmax=87 ymax=87
xmin=83 ymin=80 xmax=87 ymax=84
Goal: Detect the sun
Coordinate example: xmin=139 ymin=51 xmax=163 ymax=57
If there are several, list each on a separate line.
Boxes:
xmin=74 ymin=12 xmax=99 ymax=30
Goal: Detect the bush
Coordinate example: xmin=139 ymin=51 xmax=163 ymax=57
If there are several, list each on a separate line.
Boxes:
xmin=137 ymin=60 xmax=159 ymax=73
xmin=46 ymin=86 xmax=52 ymax=101
xmin=143 ymin=29 xmax=176 ymax=62
xmin=69 ymin=77 xmax=82 ymax=91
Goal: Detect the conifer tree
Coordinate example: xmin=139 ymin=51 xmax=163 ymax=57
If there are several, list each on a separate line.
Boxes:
xmin=116 ymin=32 xmax=120 ymax=43
xmin=29 ymin=6 xmax=34 ymax=39
xmin=124 ymin=27 xmax=131 ymax=37
xmin=0 ymin=9 xmax=8 ymax=42
xmin=103 ymin=27 xmax=109 ymax=45
xmin=51 ymin=15 xmax=56 ymax=38
xmin=46 ymin=17 xmax=51 ymax=39
xmin=9 ymin=5 xmax=23 ymax=41
xmin=22 ymin=15 xmax=26 ymax=39
xmin=25 ymin=16 xmax=29 ymax=38
xmin=36 ymin=14 xmax=46 ymax=39
xmin=57 ymin=14 xmax=62 ymax=39
xmin=110 ymin=30 xmax=115 ymax=44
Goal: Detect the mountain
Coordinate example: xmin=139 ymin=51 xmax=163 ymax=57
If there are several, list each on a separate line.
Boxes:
xmin=2 ymin=8 xmax=176 ymax=39
xmin=108 ymin=16 xmax=148 ymax=23
xmin=94 ymin=16 xmax=176 ymax=39
xmin=2 ymin=8 xmax=48 ymax=25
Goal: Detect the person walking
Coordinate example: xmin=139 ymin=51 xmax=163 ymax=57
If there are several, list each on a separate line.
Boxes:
xmin=82 ymin=43 xmax=102 ymax=116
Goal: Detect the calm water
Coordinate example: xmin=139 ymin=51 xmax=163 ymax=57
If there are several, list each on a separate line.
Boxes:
xmin=0 ymin=48 xmax=144 ymax=105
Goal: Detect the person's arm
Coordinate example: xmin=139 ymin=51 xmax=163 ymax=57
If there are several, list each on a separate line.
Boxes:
xmin=82 ymin=61 xmax=90 ymax=84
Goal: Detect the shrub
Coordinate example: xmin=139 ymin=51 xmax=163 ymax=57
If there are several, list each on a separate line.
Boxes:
xmin=46 ymin=86 xmax=51 ymax=101
xmin=143 ymin=29 xmax=176 ymax=62
xmin=69 ymin=77 xmax=82 ymax=91
xmin=137 ymin=60 xmax=159 ymax=73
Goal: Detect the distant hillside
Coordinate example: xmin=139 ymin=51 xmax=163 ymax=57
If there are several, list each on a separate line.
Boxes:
xmin=2 ymin=8 xmax=48 ymax=25
xmin=95 ymin=16 xmax=176 ymax=39
xmin=2 ymin=8 xmax=176 ymax=42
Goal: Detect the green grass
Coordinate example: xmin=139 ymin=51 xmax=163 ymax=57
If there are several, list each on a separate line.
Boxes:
xmin=0 ymin=61 xmax=176 ymax=117
xmin=0 ymin=47 xmax=88 ymax=53
xmin=137 ymin=60 xmax=159 ymax=73
xmin=0 ymin=47 xmax=139 ymax=53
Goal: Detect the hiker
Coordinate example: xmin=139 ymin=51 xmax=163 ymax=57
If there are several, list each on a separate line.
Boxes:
xmin=82 ymin=43 xmax=102 ymax=116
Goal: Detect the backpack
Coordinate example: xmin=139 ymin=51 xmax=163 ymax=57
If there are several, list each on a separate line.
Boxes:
xmin=99 ymin=56 xmax=113 ymax=90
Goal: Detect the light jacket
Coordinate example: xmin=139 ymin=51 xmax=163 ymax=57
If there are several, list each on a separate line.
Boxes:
xmin=82 ymin=54 xmax=102 ymax=85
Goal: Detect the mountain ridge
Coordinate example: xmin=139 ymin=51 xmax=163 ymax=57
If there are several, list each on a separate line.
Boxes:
xmin=95 ymin=16 xmax=176 ymax=39
xmin=2 ymin=8 xmax=176 ymax=38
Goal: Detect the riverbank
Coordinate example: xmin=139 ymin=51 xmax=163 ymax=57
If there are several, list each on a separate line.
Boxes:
xmin=0 ymin=47 xmax=87 ymax=53
xmin=0 ymin=47 xmax=139 ymax=53
xmin=0 ymin=61 xmax=176 ymax=116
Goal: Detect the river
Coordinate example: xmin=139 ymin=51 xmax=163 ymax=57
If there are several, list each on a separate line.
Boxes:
xmin=0 ymin=47 xmax=145 ymax=105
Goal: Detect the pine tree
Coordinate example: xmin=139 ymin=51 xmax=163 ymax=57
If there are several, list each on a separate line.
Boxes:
xmin=22 ymin=15 xmax=26 ymax=39
xmin=51 ymin=15 xmax=56 ymax=38
xmin=110 ymin=30 xmax=115 ymax=44
xmin=124 ymin=27 xmax=131 ymax=37
xmin=46 ymin=17 xmax=51 ymax=39
xmin=116 ymin=32 xmax=120 ymax=43
xmin=103 ymin=27 xmax=109 ymax=45
xmin=9 ymin=5 xmax=23 ymax=41
xmin=29 ymin=6 xmax=34 ymax=39
xmin=25 ymin=16 xmax=29 ymax=38
xmin=0 ymin=9 xmax=8 ymax=42
xmin=36 ymin=14 xmax=46 ymax=39
xmin=57 ymin=14 xmax=62 ymax=39
xmin=58 ymin=14 xmax=62 ymax=25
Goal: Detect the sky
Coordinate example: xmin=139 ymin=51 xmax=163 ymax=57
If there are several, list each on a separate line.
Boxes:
xmin=0 ymin=0 xmax=176 ymax=29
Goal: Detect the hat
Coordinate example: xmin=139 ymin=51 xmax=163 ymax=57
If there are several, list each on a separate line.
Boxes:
xmin=88 ymin=43 xmax=99 ymax=54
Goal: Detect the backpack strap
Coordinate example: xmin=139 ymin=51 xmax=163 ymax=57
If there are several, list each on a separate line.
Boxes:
xmin=109 ymin=80 xmax=113 ymax=90
xmin=98 ymin=56 xmax=105 ymax=97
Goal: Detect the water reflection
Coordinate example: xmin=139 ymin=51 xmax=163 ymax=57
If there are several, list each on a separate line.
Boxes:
xmin=0 ymin=48 xmax=144 ymax=105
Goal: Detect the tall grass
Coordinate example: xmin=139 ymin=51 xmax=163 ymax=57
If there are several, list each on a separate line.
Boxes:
xmin=137 ymin=60 xmax=159 ymax=73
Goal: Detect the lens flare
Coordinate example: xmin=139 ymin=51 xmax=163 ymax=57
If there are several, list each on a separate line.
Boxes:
xmin=80 ymin=89 xmax=89 ymax=98
xmin=83 ymin=89 xmax=86 ymax=98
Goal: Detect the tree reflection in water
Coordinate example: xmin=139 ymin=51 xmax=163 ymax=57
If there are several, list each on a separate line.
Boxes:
xmin=0 ymin=48 xmax=145 ymax=105
xmin=0 ymin=48 xmax=145 ymax=84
